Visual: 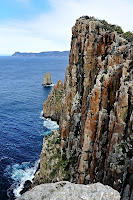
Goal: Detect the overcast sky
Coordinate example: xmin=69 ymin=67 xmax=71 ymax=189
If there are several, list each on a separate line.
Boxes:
xmin=0 ymin=0 xmax=133 ymax=55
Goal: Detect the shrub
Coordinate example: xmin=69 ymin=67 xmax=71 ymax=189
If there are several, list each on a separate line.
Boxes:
xmin=123 ymin=31 xmax=133 ymax=42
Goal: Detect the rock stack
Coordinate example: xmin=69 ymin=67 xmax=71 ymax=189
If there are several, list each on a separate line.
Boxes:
xmin=42 ymin=72 xmax=52 ymax=86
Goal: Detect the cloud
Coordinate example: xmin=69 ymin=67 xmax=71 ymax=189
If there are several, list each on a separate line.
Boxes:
xmin=0 ymin=0 xmax=133 ymax=54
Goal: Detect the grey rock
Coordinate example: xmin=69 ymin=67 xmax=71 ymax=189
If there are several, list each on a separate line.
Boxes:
xmin=122 ymin=184 xmax=130 ymax=200
xmin=42 ymin=72 xmax=52 ymax=86
xmin=17 ymin=181 xmax=120 ymax=200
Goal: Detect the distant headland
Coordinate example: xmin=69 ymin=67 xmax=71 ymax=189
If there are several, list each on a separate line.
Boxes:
xmin=12 ymin=51 xmax=69 ymax=57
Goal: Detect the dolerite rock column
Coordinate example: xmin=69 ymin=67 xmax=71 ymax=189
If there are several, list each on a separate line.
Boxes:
xmin=59 ymin=16 xmax=133 ymax=199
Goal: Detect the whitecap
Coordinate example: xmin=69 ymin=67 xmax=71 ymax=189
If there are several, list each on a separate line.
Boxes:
xmin=50 ymin=84 xmax=55 ymax=87
xmin=42 ymin=84 xmax=55 ymax=87
xmin=6 ymin=159 xmax=39 ymax=198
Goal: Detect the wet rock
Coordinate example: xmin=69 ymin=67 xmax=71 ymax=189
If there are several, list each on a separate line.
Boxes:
xmin=20 ymin=180 xmax=32 ymax=195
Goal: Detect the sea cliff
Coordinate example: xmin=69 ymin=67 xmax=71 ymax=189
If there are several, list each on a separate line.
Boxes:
xmin=19 ymin=16 xmax=133 ymax=200
xmin=36 ymin=16 xmax=133 ymax=199
xmin=60 ymin=17 xmax=133 ymax=193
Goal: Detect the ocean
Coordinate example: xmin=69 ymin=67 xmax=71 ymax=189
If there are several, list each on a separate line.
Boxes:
xmin=0 ymin=56 xmax=68 ymax=200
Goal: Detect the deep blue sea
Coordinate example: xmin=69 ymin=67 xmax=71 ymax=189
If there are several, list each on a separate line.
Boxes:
xmin=0 ymin=56 xmax=68 ymax=200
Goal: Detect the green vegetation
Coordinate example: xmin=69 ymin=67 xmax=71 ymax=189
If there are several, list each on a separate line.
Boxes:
xmin=100 ymin=20 xmax=123 ymax=34
xmin=124 ymin=75 xmax=130 ymax=82
xmin=80 ymin=16 xmax=133 ymax=42
xmin=123 ymin=31 xmax=133 ymax=42
xmin=39 ymin=131 xmax=78 ymax=183
xmin=53 ymin=88 xmax=64 ymax=102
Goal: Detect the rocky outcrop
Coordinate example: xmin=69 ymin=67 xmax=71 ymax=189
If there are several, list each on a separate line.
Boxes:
xmin=34 ymin=16 xmax=132 ymax=200
xmin=42 ymin=72 xmax=52 ymax=86
xmin=32 ymin=130 xmax=68 ymax=186
xmin=43 ymin=80 xmax=64 ymax=123
xmin=17 ymin=181 xmax=120 ymax=200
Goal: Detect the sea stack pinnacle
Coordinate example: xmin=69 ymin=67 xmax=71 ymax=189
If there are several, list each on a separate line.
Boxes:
xmin=42 ymin=72 xmax=52 ymax=86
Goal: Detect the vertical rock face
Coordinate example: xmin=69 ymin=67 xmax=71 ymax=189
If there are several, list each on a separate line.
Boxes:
xmin=43 ymin=80 xmax=64 ymax=123
xmin=37 ymin=16 xmax=132 ymax=200
xmin=42 ymin=72 xmax=52 ymax=85
xmin=59 ymin=17 xmax=133 ymax=199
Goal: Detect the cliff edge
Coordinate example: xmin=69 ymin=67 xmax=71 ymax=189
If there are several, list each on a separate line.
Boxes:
xmin=35 ymin=16 xmax=132 ymax=200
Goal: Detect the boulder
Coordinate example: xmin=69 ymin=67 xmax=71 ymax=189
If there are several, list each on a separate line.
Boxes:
xmin=17 ymin=181 xmax=120 ymax=200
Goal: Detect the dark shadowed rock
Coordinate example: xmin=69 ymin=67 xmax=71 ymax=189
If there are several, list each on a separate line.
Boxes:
xmin=20 ymin=180 xmax=32 ymax=195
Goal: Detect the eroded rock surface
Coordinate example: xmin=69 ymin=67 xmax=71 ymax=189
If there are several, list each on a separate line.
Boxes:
xmin=17 ymin=181 xmax=120 ymax=200
xmin=43 ymin=80 xmax=64 ymax=123
xmin=36 ymin=16 xmax=132 ymax=200
xmin=32 ymin=130 xmax=69 ymax=186
xmin=59 ymin=16 xmax=133 ymax=199
xmin=42 ymin=72 xmax=52 ymax=86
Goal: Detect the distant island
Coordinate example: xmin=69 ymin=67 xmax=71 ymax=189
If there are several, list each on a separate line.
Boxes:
xmin=12 ymin=51 xmax=70 ymax=57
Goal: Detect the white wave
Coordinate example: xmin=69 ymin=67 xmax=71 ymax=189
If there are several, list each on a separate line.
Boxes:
xmin=50 ymin=84 xmax=55 ymax=87
xmin=43 ymin=84 xmax=55 ymax=87
xmin=39 ymin=110 xmax=44 ymax=119
xmin=43 ymin=118 xmax=59 ymax=131
xmin=7 ymin=159 xmax=39 ymax=198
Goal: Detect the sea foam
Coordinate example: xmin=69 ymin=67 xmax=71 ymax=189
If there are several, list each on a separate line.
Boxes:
xmin=42 ymin=83 xmax=55 ymax=87
xmin=42 ymin=118 xmax=59 ymax=135
xmin=40 ymin=110 xmax=59 ymax=135
xmin=6 ymin=160 xmax=39 ymax=198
